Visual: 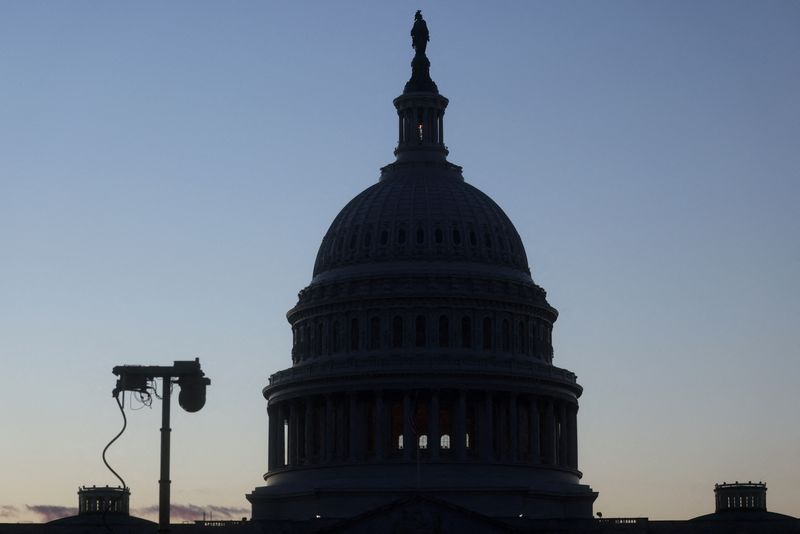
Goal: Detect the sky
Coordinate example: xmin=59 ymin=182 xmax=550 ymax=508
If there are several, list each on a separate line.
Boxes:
xmin=1 ymin=0 xmax=799 ymax=524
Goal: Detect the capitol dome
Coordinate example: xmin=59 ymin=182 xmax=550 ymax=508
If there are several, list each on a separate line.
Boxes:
xmin=249 ymin=12 xmax=596 ymax=524
xmin=312 ymin=165 xmax=531 ymax=281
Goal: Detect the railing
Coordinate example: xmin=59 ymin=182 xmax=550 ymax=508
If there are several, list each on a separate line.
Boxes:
xmin=596 ymin=517 xmax=648 ymax=525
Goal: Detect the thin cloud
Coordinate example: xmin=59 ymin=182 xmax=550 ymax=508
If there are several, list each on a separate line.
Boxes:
xmin=25 ymin=505 xmax=76 ymax=522
xmin=135 ymin=504 xmax=249 ymax=522
xmin=1 ymin=505 xmax=19 ymax=518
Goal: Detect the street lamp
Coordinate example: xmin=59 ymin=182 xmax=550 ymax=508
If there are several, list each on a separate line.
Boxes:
xmin=112 ymin=358 xmax=210 ymax=533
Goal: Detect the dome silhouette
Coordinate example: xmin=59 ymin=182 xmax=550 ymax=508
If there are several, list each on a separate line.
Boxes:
xmin=312 ymin=165 xmax=531 ymax=282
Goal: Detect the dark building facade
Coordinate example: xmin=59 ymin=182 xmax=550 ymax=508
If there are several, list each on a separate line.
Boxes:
xmin=247 ymin=10 xmax=594 ymax=525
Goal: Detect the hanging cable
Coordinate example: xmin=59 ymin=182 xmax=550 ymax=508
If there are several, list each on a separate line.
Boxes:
xmin=101 ymin=393 xmax=130 ymax=533
xmin=103 ymin=393 xmax=128 ymax=490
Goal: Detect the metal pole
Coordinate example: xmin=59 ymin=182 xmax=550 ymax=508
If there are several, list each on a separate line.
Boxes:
xmin=159 ymin=378 xmax=171 ymax=534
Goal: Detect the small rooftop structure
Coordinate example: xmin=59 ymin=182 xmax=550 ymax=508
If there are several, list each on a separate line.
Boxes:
xmin=714 ymin=481 xmax=767 ymax=513
xmin=78 ymin=485 xmax=130 ymax=515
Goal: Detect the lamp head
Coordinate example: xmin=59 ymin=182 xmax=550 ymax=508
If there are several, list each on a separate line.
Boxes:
xmin=178 ymin=374 xmax=211 ymax=412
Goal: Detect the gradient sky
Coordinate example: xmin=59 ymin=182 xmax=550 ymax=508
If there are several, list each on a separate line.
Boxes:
xmin=1 ymin=0 xmax=799 ymax=524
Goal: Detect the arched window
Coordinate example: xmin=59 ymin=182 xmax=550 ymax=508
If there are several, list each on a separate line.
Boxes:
xmin=461 ymin=316 xmax=472 ymax=348
xmin=370 ymin=317 xmax=380 ymax=350
xmin=398 ymin=435 xmax=404 ymax=450
xmin=518 ymin=321 xmax=525 ymax=353
xmin=502 ymin=320 xmax=510 ymax=352
xmin=350 ymin=318 xmax=359 ymax=351
xmin=418 ymin=435 xmax=428 ymax=449
xmin=392 ymin=316 xmax=403 ymax=348
xmin=440 ymin=434 xmax=451 ymax=449
xmin=317 ymin=323 xmax=324 ymax=356
xmin=452 ymin=228 xmax=461 ymax=245
xmin=416 ymin=227 xmax=424 ymax=244
xmin=380 ymin=229 xmax=389 ymax=245
xmin=435 ymin=228 xmax=443 ymax=244
xmin=438 ymin=315 xmax=449 ymax=347
xmin=415 ymin=315 xmax=426 ymax=347
xmin=398 ymin=228 xmax=406 ymax=244
xmin=482 ymin=317 xmax=492 ymax=350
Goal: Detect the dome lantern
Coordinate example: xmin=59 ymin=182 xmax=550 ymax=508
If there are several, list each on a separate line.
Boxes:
xmin=394 ymin=11 xmax=449 ymax=163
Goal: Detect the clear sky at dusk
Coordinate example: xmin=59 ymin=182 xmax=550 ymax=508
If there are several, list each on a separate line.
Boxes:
xmin=1 ymin=0 xmax=799 ymax=524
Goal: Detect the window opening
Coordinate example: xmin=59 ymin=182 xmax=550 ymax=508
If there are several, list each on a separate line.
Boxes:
xmin=370 ymin=317 xmax=380 ymax=350
xmin=392 ymin=316 xmax=403 ymax=348
xmin=332 ymin=321 xmax=339 ymax=352
xmin=482 ymin=317 xmax=492 ymax=350
xmin=438 ymin=315 xmax=449 ymax=347
xmin=350 ymin=318 xmax=359 ymax=351
xmin=415 ymin=315 xmax=427 ymax=347
xmin=461 ymin=316 xmax=472 ymax=348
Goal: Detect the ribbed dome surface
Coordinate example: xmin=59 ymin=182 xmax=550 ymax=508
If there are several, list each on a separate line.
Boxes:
xmin=312 ymin=168 xmax=530 ymax=278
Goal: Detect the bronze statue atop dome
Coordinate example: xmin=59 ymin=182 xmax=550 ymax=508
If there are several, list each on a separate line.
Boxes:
xmin=404 ymin=10 xmax=438 ymax=94
xmin=411 ymin=10 xmax=429 ymax=55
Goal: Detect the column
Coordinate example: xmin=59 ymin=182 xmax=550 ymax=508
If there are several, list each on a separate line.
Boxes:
xmin=276 ymin=404 xmax=286 ymax=467
xmin=335 ymin=396 xmax=345 ymax=461
xmin=348 ymin=392 xmax=359 ymax=462
xmin=375 ymin=390 xmax=386 ymax=461
xmin=568 ymin=404 xmax=578 ymax=469
xmin=482 ymin=392 xmax=493 ymax=462
xmin=324 ymin=395 xmax=334 ymax=462
xmin=497 ymin=395 xmax=507 ymax=460
xmin=288 ymin=401 xmax=298 ymax=466
xmin=543 ymin=400 xmax=557 ymax=465
xmin=509 ymin=393 xmax=519 ymax=463
xmin=529 ymin=397 xmax=540 ymax=464
xmin=398 ymin=112 xmax=403 ymax=144
xmin=559 ymin=402 xmax=568 ymax=467
xmin=403 ymin=392 xmax=412 ymax=460
xmin=267 ymin=405 xmax=277 ymax=471
xmin=404 ymin=110 xmax=413 ymax=145
xmin=304 ymin=398 xmax=314 ymax=464
xmin=455 ymin=390 xmax=466 ymax=461
xmin=430 ymin=390 xmax=440 ymax=461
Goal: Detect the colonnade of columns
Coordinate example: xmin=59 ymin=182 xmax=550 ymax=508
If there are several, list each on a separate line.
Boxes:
xmin=398 ymin=106 xmax=444 ymax=146
xmin=267 ymin=389 xmax=578 ymax=473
